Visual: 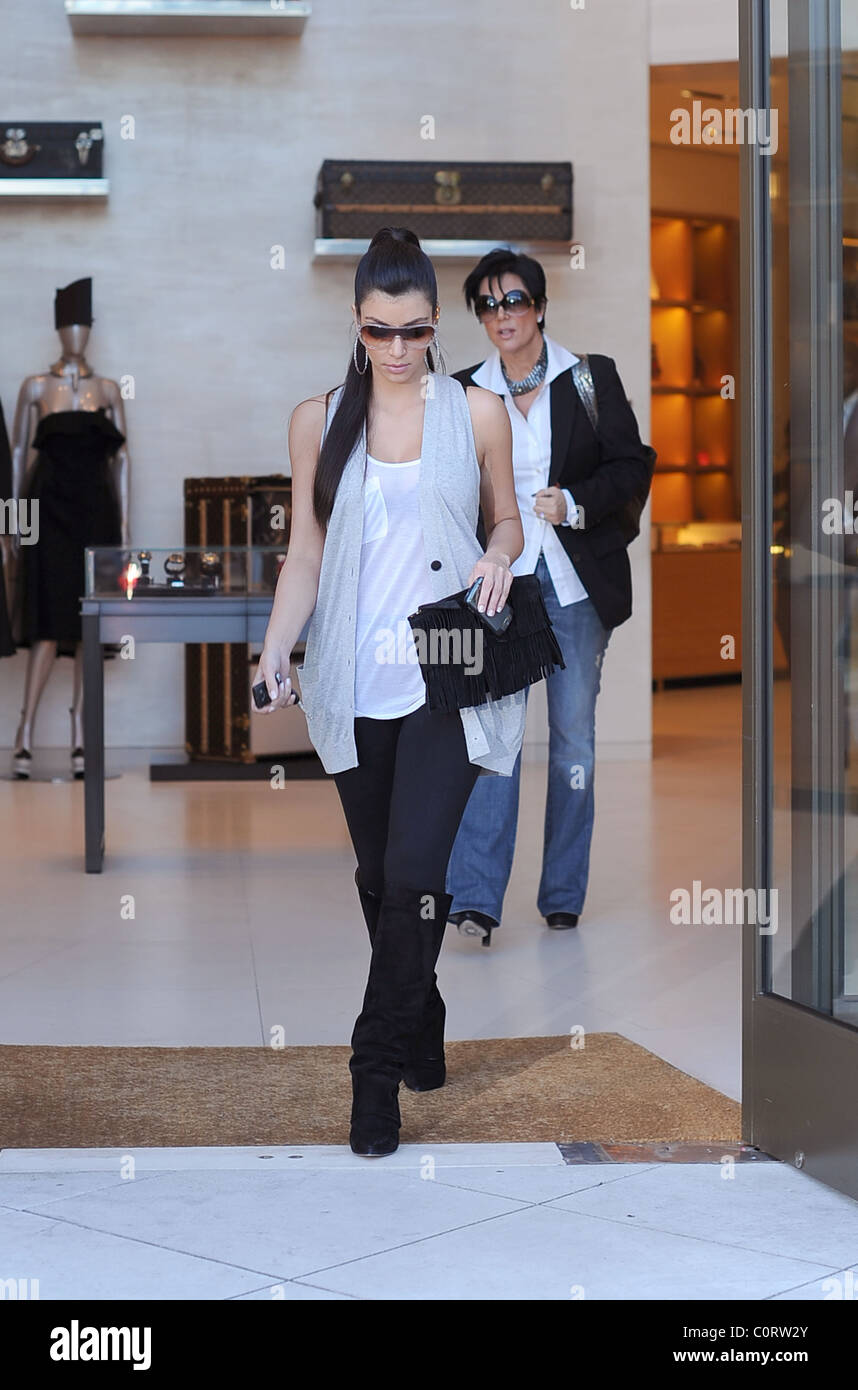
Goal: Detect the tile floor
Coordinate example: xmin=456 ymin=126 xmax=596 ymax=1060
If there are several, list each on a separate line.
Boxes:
xmin=2 ymin=684 xmax=857 ymax=1300
xmin=1 ymin=1145 xmax=856 ymax=1301
xmin=0 ymin=684 xmax=741 ymax=1095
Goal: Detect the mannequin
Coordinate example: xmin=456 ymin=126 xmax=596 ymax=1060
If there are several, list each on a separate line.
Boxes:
xmin=10 ymin=278 xmax=130 ymax=779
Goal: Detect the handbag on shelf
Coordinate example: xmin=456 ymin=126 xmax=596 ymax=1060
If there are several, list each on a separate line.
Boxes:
xmin=407 ymin=572 xmax=565 ymax=713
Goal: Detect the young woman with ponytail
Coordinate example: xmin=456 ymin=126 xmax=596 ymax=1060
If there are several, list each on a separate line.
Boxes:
xmin=253 ymin=227 xmax=526 ymax=1156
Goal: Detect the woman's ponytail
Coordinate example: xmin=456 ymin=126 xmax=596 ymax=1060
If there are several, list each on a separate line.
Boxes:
xmin=313 ymin=227 xmax=438 ymax=529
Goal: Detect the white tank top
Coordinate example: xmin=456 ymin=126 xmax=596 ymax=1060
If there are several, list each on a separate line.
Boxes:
xmin=353 ymin=453 xmax=433 ymax=719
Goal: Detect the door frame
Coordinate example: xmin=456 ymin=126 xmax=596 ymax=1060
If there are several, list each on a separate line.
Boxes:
xmin=741 ymin=0 xmax=858 ymax=1198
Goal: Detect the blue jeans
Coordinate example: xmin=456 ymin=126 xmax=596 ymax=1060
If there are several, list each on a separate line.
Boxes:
xmin=446 ymin=553 xmax=610 ymax=922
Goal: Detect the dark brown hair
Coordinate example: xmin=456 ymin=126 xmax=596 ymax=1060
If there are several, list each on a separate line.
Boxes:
xmin=313 ymin=227 xmax=438 ymax=529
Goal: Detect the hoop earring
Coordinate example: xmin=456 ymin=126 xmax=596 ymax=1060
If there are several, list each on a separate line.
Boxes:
xmin=353 ymin=334 xmax=369 ymax=376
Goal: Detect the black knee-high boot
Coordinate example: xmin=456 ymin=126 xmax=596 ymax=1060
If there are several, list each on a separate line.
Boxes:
xmin=354 ymin=869 xmax=448 ymax=1092
xmin=349 ymin=881 xmax=453 ymax=1156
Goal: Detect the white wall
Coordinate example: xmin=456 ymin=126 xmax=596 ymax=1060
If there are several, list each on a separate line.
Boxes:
xmin=0 ymin=0 xmax=652 ymax=757
xmin=650 ymin=0 xmax=858 ymax=65
xmin=651 ymin=0 xmax=741 ymax=64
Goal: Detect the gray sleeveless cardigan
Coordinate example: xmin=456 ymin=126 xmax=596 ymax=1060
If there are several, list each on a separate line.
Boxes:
xmin=296 ymin=372 xmax=527 ymax=776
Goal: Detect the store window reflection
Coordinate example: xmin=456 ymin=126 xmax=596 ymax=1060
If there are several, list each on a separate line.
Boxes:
xmin=770 ymin=0 xmax=858 ymax=1023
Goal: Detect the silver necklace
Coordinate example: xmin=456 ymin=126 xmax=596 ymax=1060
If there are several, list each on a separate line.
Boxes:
xmin=501 ymin=338 xmax=548 ymax=396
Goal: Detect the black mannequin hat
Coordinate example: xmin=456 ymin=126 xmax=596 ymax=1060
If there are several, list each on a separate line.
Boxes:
xmin=54 ymin=278 xmax=93 ymax=329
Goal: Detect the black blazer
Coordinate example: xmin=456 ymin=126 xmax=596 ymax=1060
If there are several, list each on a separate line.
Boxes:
xmin=454 ymin=353 xmax=654 ymax=630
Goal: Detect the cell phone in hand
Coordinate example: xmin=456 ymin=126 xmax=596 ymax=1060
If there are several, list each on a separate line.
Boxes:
xmin=465 ymin=577 xmax=514 ymax=636
xmin=252 ymin=678 xmax=276 ymax=710
xmin=251 ymin=673 xmax=302 ymax=710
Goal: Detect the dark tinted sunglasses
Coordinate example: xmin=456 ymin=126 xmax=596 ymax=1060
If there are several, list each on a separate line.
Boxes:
xmin=473 ymin=289 xmax=535 ymax=319
xmin=358 ymin=323 xmax=436 ymax=346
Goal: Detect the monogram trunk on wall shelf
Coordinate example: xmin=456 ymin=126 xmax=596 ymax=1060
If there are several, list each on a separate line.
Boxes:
xmin=184 ymin=475 xmax=303 ymax=763
xmin=314 ymin=160 xmax=573 ymax=259
xmin=0 ymin=122 xmax=107 ymax=198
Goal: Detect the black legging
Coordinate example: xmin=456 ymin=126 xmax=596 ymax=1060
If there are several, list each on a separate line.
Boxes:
xmin=333 ymin=701 xmax=480 ymax=898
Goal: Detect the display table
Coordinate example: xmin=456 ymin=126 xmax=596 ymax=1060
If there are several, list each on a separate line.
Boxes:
xmin=81 ymin=590 xmax=308 ymax=873
xmin=651 ymin=546 xmax=742 ymax=682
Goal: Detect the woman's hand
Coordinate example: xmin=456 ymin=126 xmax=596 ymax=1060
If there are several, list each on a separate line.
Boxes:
xmin=465 ymin=551 xmax=512 ymax=618
xmin=532 ymin=486 xmax=567 ymax=525
xmin=252 ymin=642 xmax=298 ymax=714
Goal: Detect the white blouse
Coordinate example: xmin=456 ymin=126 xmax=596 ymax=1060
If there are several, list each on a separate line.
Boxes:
xmin=353 ymin=453 xmax=433 ymax=720
xmin=471 ymin=335 xmax=589 ymax=606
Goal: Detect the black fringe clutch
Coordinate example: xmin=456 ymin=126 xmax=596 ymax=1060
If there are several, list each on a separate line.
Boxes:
xmin=407 ymin=573 xmax=565 ymax=712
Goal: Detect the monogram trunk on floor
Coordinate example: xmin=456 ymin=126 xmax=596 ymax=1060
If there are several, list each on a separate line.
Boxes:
xmin=349 ymin=882 xmax=453 ymax=1155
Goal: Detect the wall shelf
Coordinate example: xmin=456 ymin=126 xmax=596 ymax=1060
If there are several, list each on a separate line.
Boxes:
xmin=313 ymin=237 xmax=571 ymax=264
xmin=652 ymin=385 xmax=726 ymax=397
xmin=0 ymin=178 xmax=109 ymax=198
xmin=650 ymin=213 xmax=743 ymax=685
xmin=65 ymin=1 xmax=311 ymax=37
xmin=655 ymin=465 xmax=733 ymax=476
xmin=650 ymin=212 xmax=739 ymax=527
xmin=652 ymin=298 xmax=730 ymax=313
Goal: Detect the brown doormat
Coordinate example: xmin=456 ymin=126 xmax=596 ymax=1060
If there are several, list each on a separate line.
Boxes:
xmin=0 ymin=1034 xmax=740 ymax=1149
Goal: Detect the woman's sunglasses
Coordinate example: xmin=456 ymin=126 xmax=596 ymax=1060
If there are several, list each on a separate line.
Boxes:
xmin=358 ymin=323 xmax=436 ymax=347
xmin=473 ymin=289 xmax=536 ymax=319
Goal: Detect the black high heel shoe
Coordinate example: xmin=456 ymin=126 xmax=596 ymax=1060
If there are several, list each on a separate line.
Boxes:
xmin=402 ymin=989 xmax=446 ymax=1092
xmin=448 ymin=909 xmax=497 ymax=948
xmin=70 ymin=710 xmax=84 ymax=779
xmin=12 ymin=747 xmax=32 ymax=780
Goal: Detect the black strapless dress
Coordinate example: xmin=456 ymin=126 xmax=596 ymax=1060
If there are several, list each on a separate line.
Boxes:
xmin=16 ymin=408 xmax=124 ymax=655
xmin=0 ymin=398 xmax=15 ymax=657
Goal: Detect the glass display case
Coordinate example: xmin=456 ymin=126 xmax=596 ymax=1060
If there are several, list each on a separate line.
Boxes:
xmin=85 ymin=545 xmax=288 ymax=599
xmin=651 ymin=520 xmax=742 ymax=552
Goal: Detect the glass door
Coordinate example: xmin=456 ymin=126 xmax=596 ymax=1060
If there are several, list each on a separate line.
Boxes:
xmin=743 ymin=0 xmax=858 ymax=1198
